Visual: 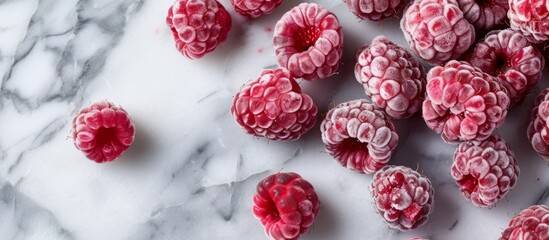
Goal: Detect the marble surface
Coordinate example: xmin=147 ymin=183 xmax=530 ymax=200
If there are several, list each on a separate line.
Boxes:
xmin=1 ymin=0 xmax=549 ymax=239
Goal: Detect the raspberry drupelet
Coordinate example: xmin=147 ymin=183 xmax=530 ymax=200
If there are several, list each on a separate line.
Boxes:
xmin=355 ymin=36 xmax=426 ymax=119
xmin=528 ymin=88 xmax=549 ymax=160
xmin=273 ymin=3 xmax=343 ymax=81
xmin=500 ymin=205 xmax=549 ymax=240
xmin=343 ymin=0 xmax=405 ymax=21
xmin=456 ymin=0 xmax=509 ymax=31
xmin=320 ymin=99 xmax=399 ymax=174
xmin=253 ymin=172 xmax=320 ymax=240
xmin=230 ymin=0 xmax=283 ymax=18
xmin=508 ymin=0 xmax=549 ymax=43
xmin=370 ymin=165 xmax=435 ymax=231
xmin=72 ymin=101 xmax=135 ymax=163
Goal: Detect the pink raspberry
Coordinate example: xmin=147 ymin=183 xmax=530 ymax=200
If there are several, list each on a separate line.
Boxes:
xmin=465 ymin=29 xmax=545 ymax=104
xmin=230 ymin=0 xmax=283 ymax=18
xmin=422 ymin=61 xmax=510 ymax=143
xmin=343 ymin=0 xmax=405 ymax=21
xmin=527 ymin=88 xmax=549 ymax=160
xmin=355 ymin=36 xmax=426 ymax=119
xmin=508 ymin=0 xmax=549 ymax=43
xmin=231 ymin=68 xmax=318 ymax=141
xmin=273 ymin=3 xmax=343 ymax=81
xmin=320 ymin=99 xmax=399 ymax=174
xmin=253 ymin=172 xmax=320 ymax=240
xmin=451 ymin=135 xmax=520 ymax=207
xmin=72 ymin=101 xmax=135 ymax=163
xmin=370 ymin=165 xmax=434 ymax=231
xmin=456 ymin=0 xmax=509 ymax=31
xmin=500 ymin=205 xmax=549 ymax=240
xmin=400 ymin=0 xmax=476 ymax=66
xmin=166 ymin=0 xmax=232 ymax=59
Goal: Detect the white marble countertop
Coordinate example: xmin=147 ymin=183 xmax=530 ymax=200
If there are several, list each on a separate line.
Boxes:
xmin=1 ymin=0 xmax=549 ymax=239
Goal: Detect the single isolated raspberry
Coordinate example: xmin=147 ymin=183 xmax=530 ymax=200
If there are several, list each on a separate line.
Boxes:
xmin=355 ymin=36 xmax=426 ymax=119
xmin=273 ymin=3 xmax=343 ymax=81
xmin=527 ymin=88 xmax=549 ymax=160
xmin=230 ymin=0 xmax=283 ymax=18
xmin=451 ymin=135 xmax=520 ymax=207
xmin=231 ymin=68 xmax=318 ymax=141
xmin=72 ymin=101 xmax=135 ymax=163
xmin=456 ymin=0 xmax=509 ymax=31
xmin=464 ymin=29 xmax=545 ymax=104
xmin=320 ymin=99 xmax=399 ymax=174
xmin=400 ymin=0 xmax=476 ymax=66
xmin=508 ymin=0 xmax=549 ymax=43
xmin=166 ymin=0 xmax=232 ymax=59
xmin=370 ymin=165 xmax=435 ymax=231
xmin=422 ymin=61 xmax=510 ymax=143
xmin=343 ymin=0 xmax=405 ymax=21
xmin=253 ymin=172 xmax=320 ymax=240
xmin=500 ymin=205 xmax=549 ymax=240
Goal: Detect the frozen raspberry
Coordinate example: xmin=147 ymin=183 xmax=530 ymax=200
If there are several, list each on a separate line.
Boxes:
xmin=500 ymin=205 xmax=549 ymax=240
xmin=231 ymin=68 xmax=318 ymax=141
xmin=273 ymin=3 xmax=343 ymax=81
xmin=72 ymin=101 xmax=135 ymax=163
xmin=465 ymin=29 xmax=545 ymax=104
xmin=456 ymin=0 xmax=508 ymax=31
xmin=508 ymin=0 xmax=549 ymax=43
xmin=527 ymin=88 xmax=549 ymax=160
xmin=370 ymin=165 xmax=434 ymax=231
xmin=230 ymin=0 xmax=283 ymax=18
xmin=343 ymin=0 xmax=405 ymax=21
xmin=422 ymin=61 xmax=510 ymax=143
xmin=400 ymin=0 xmax=476 ymax=66
xmin=253 ymin=172 xmax=320 ymax=240
xmin=451 ymin=135 xmax=520 ymax=207
xmin=320 ymin=99 xmax=399 ymax=174
xmin=355 ymin=36 xmax=426 ymax=119
xmin=166 ymin=0 xmax=232 ymax=59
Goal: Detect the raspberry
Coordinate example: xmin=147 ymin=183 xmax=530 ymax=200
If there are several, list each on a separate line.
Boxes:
xmin=343 ymin=0 xmax=405 ymax=21
xmin=231 ymin=68 xmax=318 ymax=141
xmin=422 ymin=61 xmax=510 ymax=143
xmin=370 ymin=165 xmax=434 ymax=231
xmin=253 ymin=172 xmax=320 ymax=240
xmin=500 ymin=205 xmax=549 ymax=240
xmin=451 ymin=135 xmax=520 ymax=207
xmin=456 ymin=0 xmax=509 ymax=31
xmin=355 ymin=36 xmax=426 ymax=119
xmin=400 ymin=0 xmax=476 ymax=66
xmin=273 ymin=3 xmax=343 ymax=81
xmin=166 ymin=0 xmax=232 ymax=59
xmin=320 ymin=99 xmax=399 ymax=174
xmin=465 ymin=29 xmax=545 ymax=104
xmin=508 ymin=0 xmax=549 ymax=43
xmin=527 ymin=88 xmax=549 ymax=160
xmin=230 ymin=0 xmax=283 ymax=18
xmin=72 ymin=101 xmax=135 ymax=163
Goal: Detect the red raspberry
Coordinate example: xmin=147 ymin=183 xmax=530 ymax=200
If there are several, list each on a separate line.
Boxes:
xmin=320 ymin=99 xmax=399 ymax=174
xmin=273 ymin=3 xmax=343 ymax=81
xmin=355 ymin=36 xmax=426 ymax=119
xmin=465 ymin=29 xmax=545 ymax=104
xmin=508 ymin=0 xmax=549 ymax=43
xmin=231 ymin=68 xmax=318 ymax=141
xmin=527 ymin=88 xmax=549 ymax=160
xmin=253 ymin=172 xmax=320 ymax=240
xmin=370 ymin=165 xmax=434 ymax=231
xmin=400 ymin=0 xmax=476 ymax=66
xmin=456 ymin=0 xmax=509 ymax=31
xmin=72 ymin=101 xmax=135 ymax=163
xmin=166 ymin=0 xmax=232 ymax=59
xmin=422 ymin=61 xmax=510 ymax=143
xmin=230 ymin=0 xmax=283 ymax=18
xmin=343 ymin=0 xmax=405 ymax=21
xmin=500 ymin=205 xmax=549 ymax=240
xmin=451 ymin=135 xmax=520 ymax=207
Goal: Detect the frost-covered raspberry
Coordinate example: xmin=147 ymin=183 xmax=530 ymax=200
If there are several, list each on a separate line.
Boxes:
xmin=253 ymin=172 xmax=320 ymax=240
xmin=230 ymin=0 xmax=283 ymax=18
xmin=422 ymin=61 xmax=510 ymax=143
xmin=320 ymin=99 xmax=399 ymax=174
xmin=231 ymin=68 xmax=318 ymax=141
xmin=451 ymin=135 xmax=520 ymax=207
xmin=370 ymin=165 xmax=434 ymax=231
xmin=166 ymin=0 xmax=232 ymax=59
xmin=343 ymin=0 xmax=405 ymax=21
xmin=72 ymin=101 xmax=135 ymax=163
xmin=273 ymin=3 xmax=343 ymax=81
xmin=355 ymin=36 xmax=426 ymax=119
xmin=508 ymin=0 xmax=549 ymax=43
xmin=527 ymin=88 xmax=549 ymax=160
xmin=400 ymin=0 xmax=475 ymax=66
xmin=500 ymin=205 xmax=549 ymax=240
xmin=456 ymin=0 xmax=508 ymax=31
xmin=465 ymin=29 xmax=545 ymax=104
